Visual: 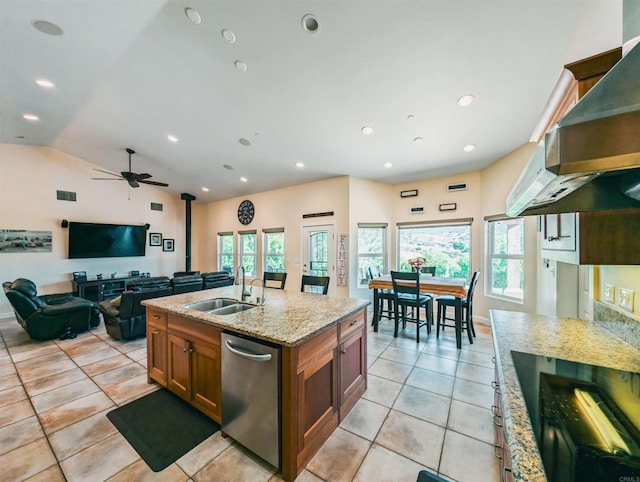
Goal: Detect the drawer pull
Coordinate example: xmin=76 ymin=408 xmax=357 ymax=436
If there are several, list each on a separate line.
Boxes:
xmin=152 ymin=330 xmax=160 ymax=335
xmin=152 ymin=314 xmax=160 ymax=320
xmin=494 ymin=444 xmax=503 ymax=460
xmin=349 ymin=319 xmax=359 ymax=326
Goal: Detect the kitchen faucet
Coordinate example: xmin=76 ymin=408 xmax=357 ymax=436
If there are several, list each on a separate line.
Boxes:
xmin=250 ymin=279 xmax=266 ymax=306
xmin=235 ymin=266 xmax=251 ymax=301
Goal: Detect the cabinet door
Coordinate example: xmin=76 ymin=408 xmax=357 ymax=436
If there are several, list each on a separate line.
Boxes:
xmin=541 ymin=213 xmax=576 ymax=251
xmin=167 ymin=333 xmax=190 ymax=400
xmin=190 ymin=339 xmax=221 ymax=421
xmin=339 ymin=328 xmax=366 ymax=419
xmin=147 ymin=315 xmax=167 ymax=386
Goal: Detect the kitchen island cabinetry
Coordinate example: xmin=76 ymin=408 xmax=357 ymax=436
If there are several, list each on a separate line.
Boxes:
xmin=338 ymin=309 xmax=367 ymax=418
xmin=146 ymin=309 xmax=167 ymax=386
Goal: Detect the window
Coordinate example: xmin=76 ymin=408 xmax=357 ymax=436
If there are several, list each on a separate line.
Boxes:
xmin=488 ymin=217 xmax=524 ymax=301
xmin=218 ymin=232 xmax=234 ymax=273
xmin=357 ymin=224 xmax=387 ymax=286
xmin=239 ymin=231 xmax=257 ymax=277
xmin=263 ymin=229 xmax=285 ymax=273
xmin=397 ymin=221 xmax=471 ymax=279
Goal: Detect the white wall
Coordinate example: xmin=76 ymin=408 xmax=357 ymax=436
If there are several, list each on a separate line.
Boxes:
xmin=0 ymin=144 xmax=183 ymax=317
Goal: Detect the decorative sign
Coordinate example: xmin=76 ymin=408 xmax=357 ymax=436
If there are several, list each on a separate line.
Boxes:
xmin=447 ymin=183 xmax=467 ymax=191
xmin=337 ymin=234 xmax=348 ymax=286
xmin=410 ymin=207 xmax=424 ymax=213
xmin=302 ymin=211 xmax=334 ymax=219
xmin=439 ymin=203 xmax=457 ymax=211
xmin=400 ymin=189 xmax=418 ymax=198
xmin=0 ymin=229 xmax=52 ymax=253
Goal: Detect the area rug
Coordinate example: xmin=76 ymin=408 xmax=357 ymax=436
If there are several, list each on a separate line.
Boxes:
xmin=107 ymin=388 xmax=220 ymax=472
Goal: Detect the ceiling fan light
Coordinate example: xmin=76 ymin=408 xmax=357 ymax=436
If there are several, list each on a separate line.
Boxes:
xmin=35 ymin=79 xmax=54 ymax=88
xmin=167 ymin=134 xmax=178 ymax=143
xmin=457 ymin=94 xmax=475 ymax=106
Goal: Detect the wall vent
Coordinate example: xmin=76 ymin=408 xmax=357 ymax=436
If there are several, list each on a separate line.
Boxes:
xmin=447 ymin=182 xmax=467 ymax=192
xmin=56 ymin=190 xmax=77 ymax=202
xmin=150 ymin=202 xmax=163 ymax=211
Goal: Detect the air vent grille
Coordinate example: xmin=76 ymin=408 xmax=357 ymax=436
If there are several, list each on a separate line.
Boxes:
xmin=150 ymin=202 xmax=163 ymax=211
xmin=447 ymin=183 xmax=467 ymax=191
xmin=56 ymin=190 xmax=77 ymax=202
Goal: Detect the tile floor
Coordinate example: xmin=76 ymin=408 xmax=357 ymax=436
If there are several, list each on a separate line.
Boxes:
xmin=0 ymin=312 xmax=500 ymax=482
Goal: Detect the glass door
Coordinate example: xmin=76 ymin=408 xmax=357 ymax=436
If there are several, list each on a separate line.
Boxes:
xmin=301 ymin=224 xmax=335 ymax=294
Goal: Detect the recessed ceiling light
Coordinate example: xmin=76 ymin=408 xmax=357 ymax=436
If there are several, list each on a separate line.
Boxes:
xmin=413 ymin=137 xmax=424 ymax=144
xmin=457 ymin=94 xmax=475 ymax=106
xmin=234 ymin=60 xmax=248 ymax=72
xmin=167 ymin=135 xmax=178 ymax=143
xmin=463 ymin=144 xmax=476 ymax=152
xmin=238 ymin=138 xmax=251 ymax=146
xmin=35 ymin=79 xmax=54 ymax=88
xmin=185 ymin=8 xmax=202 ymax=25
xmin=301 ymin=14 xmax=320 ymax=33
xmin=223 ymin=164 xmax=234 ymax=170
xmin=384 ymin=162 xmax=393 ymax=168
xmin=221 ymin=29 xmax=236 ymax=43
xmin=361 ymin=125 xmax=374 ymax=136
xmin=23 ymin=113 xmax=39 ymax=121
xmin=295 ymin=161 xmax=304 ymax=168
xmin=31 ymin=20 xmax=63 ymax=36
xmin=407 ymin=114 xmax=415 ymax=120
xmin=201 ymin=187 xmax=209 ymax=192
xmin=240 ymin=177 xmax=248 ymax=183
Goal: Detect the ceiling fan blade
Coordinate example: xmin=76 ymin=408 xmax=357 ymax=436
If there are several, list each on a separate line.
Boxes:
xmin=139 ymin=179 xmax=169 ymax=187
xmin=128 ymin=179 xmax=140 ymax=188
xmin=93 ymin=168 xmax=121 ymax=177
xmin=91 ymin=177 xmax=126 ymax=181
xmin=134 ymin=173 xmax=152 ymax=180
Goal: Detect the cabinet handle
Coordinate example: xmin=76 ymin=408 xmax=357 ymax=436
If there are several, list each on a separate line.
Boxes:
xmin=349 ymin=319 xmax=359 ymax=326
xmin=491 ymin=405 xmax=499 ymax=415
xmin=502 ymin=466 xmax=512 ymax=482
xmin=152 ymin=330 xmax=160 ymax=335
xmin=340 ymin=349 xmax=346 ymax=354
xmin=492 ymin=380 xmax=499 ymax=389
xmin=494 ymin=444 xmax=503 ymax=460
xmin=183 ymin=347 xmax=188 ymax=353
xmin=152 ymin=314 xmax=160 ymax=320
xmin=494 ymin=415 xmax=503 ymax=428
xmin=189 ymin=348 xmax=194 ymax=353
xmin=492 ymin=356 xmax=496 ymax=364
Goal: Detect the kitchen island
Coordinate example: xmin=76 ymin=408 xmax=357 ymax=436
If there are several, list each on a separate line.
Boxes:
xmin=142 ymin=285 xmax=369 ymax=481
xmin=491 ymin=310 xmax=640 ymax=482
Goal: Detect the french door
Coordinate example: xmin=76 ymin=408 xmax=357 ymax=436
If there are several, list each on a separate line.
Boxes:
xmin=301 ymin=224 xmax=335 ymax=294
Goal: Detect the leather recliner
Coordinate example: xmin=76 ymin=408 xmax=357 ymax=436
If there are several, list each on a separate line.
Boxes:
xmin=170 ymin=274 xmax=204 ymax=294
xmin=99 ymin=276 xmax=172 ymax=340
xmin=201 ymin=271 xmax=235 ymax=289
xmin=3 ymin=278 xmax=100 ymax=340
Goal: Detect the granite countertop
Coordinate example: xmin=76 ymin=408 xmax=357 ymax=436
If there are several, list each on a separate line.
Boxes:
xmin=142 ymin=285 xmax=370 ymax=347
xmin=490 ymin=309 xmax=640 ymax=482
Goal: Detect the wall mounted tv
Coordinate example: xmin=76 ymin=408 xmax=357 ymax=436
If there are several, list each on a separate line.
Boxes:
xmin=68 ymin=222 xmax=147 ymax=259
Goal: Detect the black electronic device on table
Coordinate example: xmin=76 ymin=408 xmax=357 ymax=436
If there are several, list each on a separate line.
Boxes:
xmin=72 ymin=271 xmax=87 ymax=282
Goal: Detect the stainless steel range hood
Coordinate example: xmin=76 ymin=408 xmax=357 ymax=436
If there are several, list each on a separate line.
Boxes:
xmin=507 ymin=41 xmax=640 ymax=217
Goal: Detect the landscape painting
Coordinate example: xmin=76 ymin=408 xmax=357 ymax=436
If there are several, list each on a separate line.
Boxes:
xmin=0 ymin=229 xmax=52 ymax=253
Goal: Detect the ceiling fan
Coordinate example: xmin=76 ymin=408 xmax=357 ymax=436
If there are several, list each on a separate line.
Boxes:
xmin=91 ymin=148 xmax=169 ymax=188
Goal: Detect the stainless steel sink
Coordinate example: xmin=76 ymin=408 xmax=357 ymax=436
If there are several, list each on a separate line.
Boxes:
xmin=184 ymin=298 xmax=238 ymax=312
xmin=210 ymin=303 xmax=255 ymax=315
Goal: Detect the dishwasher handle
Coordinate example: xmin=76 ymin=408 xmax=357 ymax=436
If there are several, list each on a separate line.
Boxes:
xmin=225 ymin=339 xmax=273 ymax=362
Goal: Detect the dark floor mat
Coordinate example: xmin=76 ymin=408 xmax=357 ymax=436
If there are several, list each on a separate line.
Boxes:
xmin=107 ymin=388 xmax=219 ymax=472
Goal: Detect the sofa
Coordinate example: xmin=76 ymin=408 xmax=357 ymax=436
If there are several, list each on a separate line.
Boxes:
xmin=170 ymin=274 xmax=203 ymax=294
xmin=99 ymin=276 xmax=172 ymax=340
xmin=3 ymin=278 xmax=100 ymax=340
xmin=202 ymin=271 xmax=235 ymax=289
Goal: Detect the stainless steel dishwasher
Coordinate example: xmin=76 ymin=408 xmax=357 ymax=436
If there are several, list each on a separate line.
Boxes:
xmin=221 ymin=332 xmax=280 ymax=467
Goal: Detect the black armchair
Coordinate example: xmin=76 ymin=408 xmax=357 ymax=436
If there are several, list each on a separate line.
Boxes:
xmin=99 ymin=276 xmax=172 ymax=340
xmin=171 ymin=274 xmax=204 ymax=294
xmin=202 ymin=271 xmax=235 ymax=289
xmin=3 ymin=278 xmax=100 ymax=340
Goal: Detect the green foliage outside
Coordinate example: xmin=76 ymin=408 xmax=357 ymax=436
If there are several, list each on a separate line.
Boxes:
xmin=265 ymin=232 xmax=285 ymax=272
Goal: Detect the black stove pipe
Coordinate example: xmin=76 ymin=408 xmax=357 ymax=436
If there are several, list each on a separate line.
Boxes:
xmin=180 ymin=193 xmax=196 ymax=272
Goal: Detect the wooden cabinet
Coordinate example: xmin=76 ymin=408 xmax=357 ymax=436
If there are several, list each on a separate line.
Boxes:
xmin=338 ymin=310 xmax=367 ymax=418
xmin=147 ymin=309 xmax=167 ymax=386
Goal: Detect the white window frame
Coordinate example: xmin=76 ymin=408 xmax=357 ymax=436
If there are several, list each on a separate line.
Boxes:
xmin=486 ymin=216 xmax=524 ymax=303
xmin=239 ymin=231 xmax=257 ymax=278
xmin=217 ymin=232 xmax=235 ymax=273
xmin=263 ymin=228 xmax=285 ymax=274
xmin=357 ymin=223 xmax=387 ymax=287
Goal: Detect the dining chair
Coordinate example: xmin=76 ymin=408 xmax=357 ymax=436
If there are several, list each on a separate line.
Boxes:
xmin=263 ymin=271 xmax=287 ymax=289
xmin=436 ymin=269 xmax=480 ymax=340
xmin=301 ymin=275 xmax=330 ymax=295
xmin=390 ymin=271 xmax=433 ymax=343
xmin=368 ymin=267 xmax=394 ymax=325
xmin=420 ymin=266 xmax=436 ymax=276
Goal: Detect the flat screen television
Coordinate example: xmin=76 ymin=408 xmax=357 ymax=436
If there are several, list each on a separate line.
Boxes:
xmin=68 ymin=222 xmax=147 ymax=259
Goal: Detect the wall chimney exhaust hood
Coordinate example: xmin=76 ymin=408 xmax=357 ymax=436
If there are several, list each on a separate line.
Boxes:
xmin=507 ymin=41 xmax=640 ymax=217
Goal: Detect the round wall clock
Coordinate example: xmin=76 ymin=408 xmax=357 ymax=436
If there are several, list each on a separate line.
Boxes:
xmin=237 ymin=199 xmax=255 ymax=225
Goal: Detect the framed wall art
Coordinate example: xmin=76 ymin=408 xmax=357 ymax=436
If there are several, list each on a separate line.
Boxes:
xmin=163 ymin=238 xmax=174 ymax=252
xmin=149 ymin=233 xmax=162 ymax=246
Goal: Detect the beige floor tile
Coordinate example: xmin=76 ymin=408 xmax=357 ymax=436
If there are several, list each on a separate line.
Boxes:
xmin=340 ymin=397 xmax=390 ymax=441
xmin=375 ymin=410 xmax=445 ymax=471
xmin=32 ymin=378 xmax=100 ymax=413
xmin=353 ymin=443 xmax=429 ymax=482
xmin=389 ymin=334 xmax=429 ymax=352
xmin=107 ymin=459 xmax=188 ymax=482
xmin=176 ymin=431 xmax=232 ymax=476
xmin=126 ymin=346 xmax=147 ymax=361
xmin=367 ymin=355 xmax=377 ymax=368
xmin=447 ymin=399 xmax=494 ymax=445
xmin=457 ymin=349 xmax=495 ymax=368
xmin=0 ymin=415 xmax=43 ymax=455
xmin=405 ymin=366 xmax=455 ymax=398
xmin=48 ymin=408 xmax=118 ymax=460
xmin=0 ymin=354 xmax=10 ymax=365
xmin=24 ymin=368 xmax=87 ymax=397
xmin=25 ymin=464 xmax=66 ymax=481
xmin=8 ymin=341 xmax=59 ymax=362
xmin=0 ymin=384 xmax=28 ymax=407
xmin=194 ymin=444 xmax=276 ymax=482
xmin=0 ymin=437 xmax=58 ymax=480
xmin=55 ymin=331 xmax=101 ymax=353
xmin=362 ymin=374 xmax=403 ymax=408
xmin=455 ymin=361 xmax=494 ymax=386
xmin=61 ymin=337 xmax=109 ymax=358
xmin=439 ymin=430 xmax=500 ymax=482
xmin=393 ymin=385 xmax=451 ymax=427
xmin=114 ymin=337 xmax=148 ymax=354
xmin=369 ymin=358 xmax=413 ymax=384
xmin=0 ymin=373 xmax=21 ymax=390
xmin=104 ymin=372 xmax=157 ymax=405
xmin=465 ymin=339 xmax=495 ymax=355
xmin=18 ymin=358 xmax=78 ymax=383
xmin=0 ymin=359 xmax=16 ymax=377
xmin=367 ymin=341 xmax=389 ymax=358
xmin=422 ymin=341 xmax=461 ymax=361
xmin=82 ymin=353 xmax=132 ymax=377
xmin=73 ymin=345 xmax=123 ymax=366
xmin=379 ymin=346 xmax=421 ymax=366
xmin=92 ymin=362 xmax=146 ymax=389
xmin=452 ymin=378 xmax=494 ymax=409
xmin=0 ymin=398 xmax=35 ymax=428
xmin=38 ymin=390 xmax=114 ymax=434
xmin=306 ymin=428 xmax=371 ymax=482
xmin=60 ymin=432 xmax=140 ymax=482
xmin=270 ymin=469 xmax=323 ymax=481
xmin=415 ymin=352 xmax=458 ymax=377
xmin=14 ymin=350 xmax=68 ymax=371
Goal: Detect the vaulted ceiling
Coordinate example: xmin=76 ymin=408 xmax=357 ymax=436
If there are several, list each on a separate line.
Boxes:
xmin=0 ymin=1 xmax=622 ymax=202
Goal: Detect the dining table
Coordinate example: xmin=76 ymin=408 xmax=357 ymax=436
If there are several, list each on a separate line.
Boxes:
xmin=368 ymin=274 xmax=470 ymax=349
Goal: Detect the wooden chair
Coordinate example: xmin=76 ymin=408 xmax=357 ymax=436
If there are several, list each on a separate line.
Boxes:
xmin=301 ymin=275 xmax=330 ymax=295
xmin=436 ymin=269 xmax=480 ymax=341
xmin=263 ymin=271 xmax=287 ymax=289
xmin=390 ymin=271 xmax=433 ymax=343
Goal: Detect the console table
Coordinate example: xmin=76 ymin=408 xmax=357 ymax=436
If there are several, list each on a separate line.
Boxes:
xmin=72 ymin=276 xmax=144 ymax=302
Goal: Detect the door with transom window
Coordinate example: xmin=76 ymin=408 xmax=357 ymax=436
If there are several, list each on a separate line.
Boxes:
xmin=301 ymin=224 xmax=335 ymax=294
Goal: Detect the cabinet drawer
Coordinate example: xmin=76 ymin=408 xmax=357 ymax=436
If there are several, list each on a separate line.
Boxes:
xmin=147 ymin=309 xmax=167 ymax=329
xmin=168 ymin=314 xmax=220 ymax=346
xmin=339 ymin=310 xmax=365 ymax=341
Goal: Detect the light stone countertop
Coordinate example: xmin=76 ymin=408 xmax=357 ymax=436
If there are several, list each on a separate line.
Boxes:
xmin=142 ymin=285 xmax=370 ymax=347
xmin=490 ymin=309 xmax=640 ymax=482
